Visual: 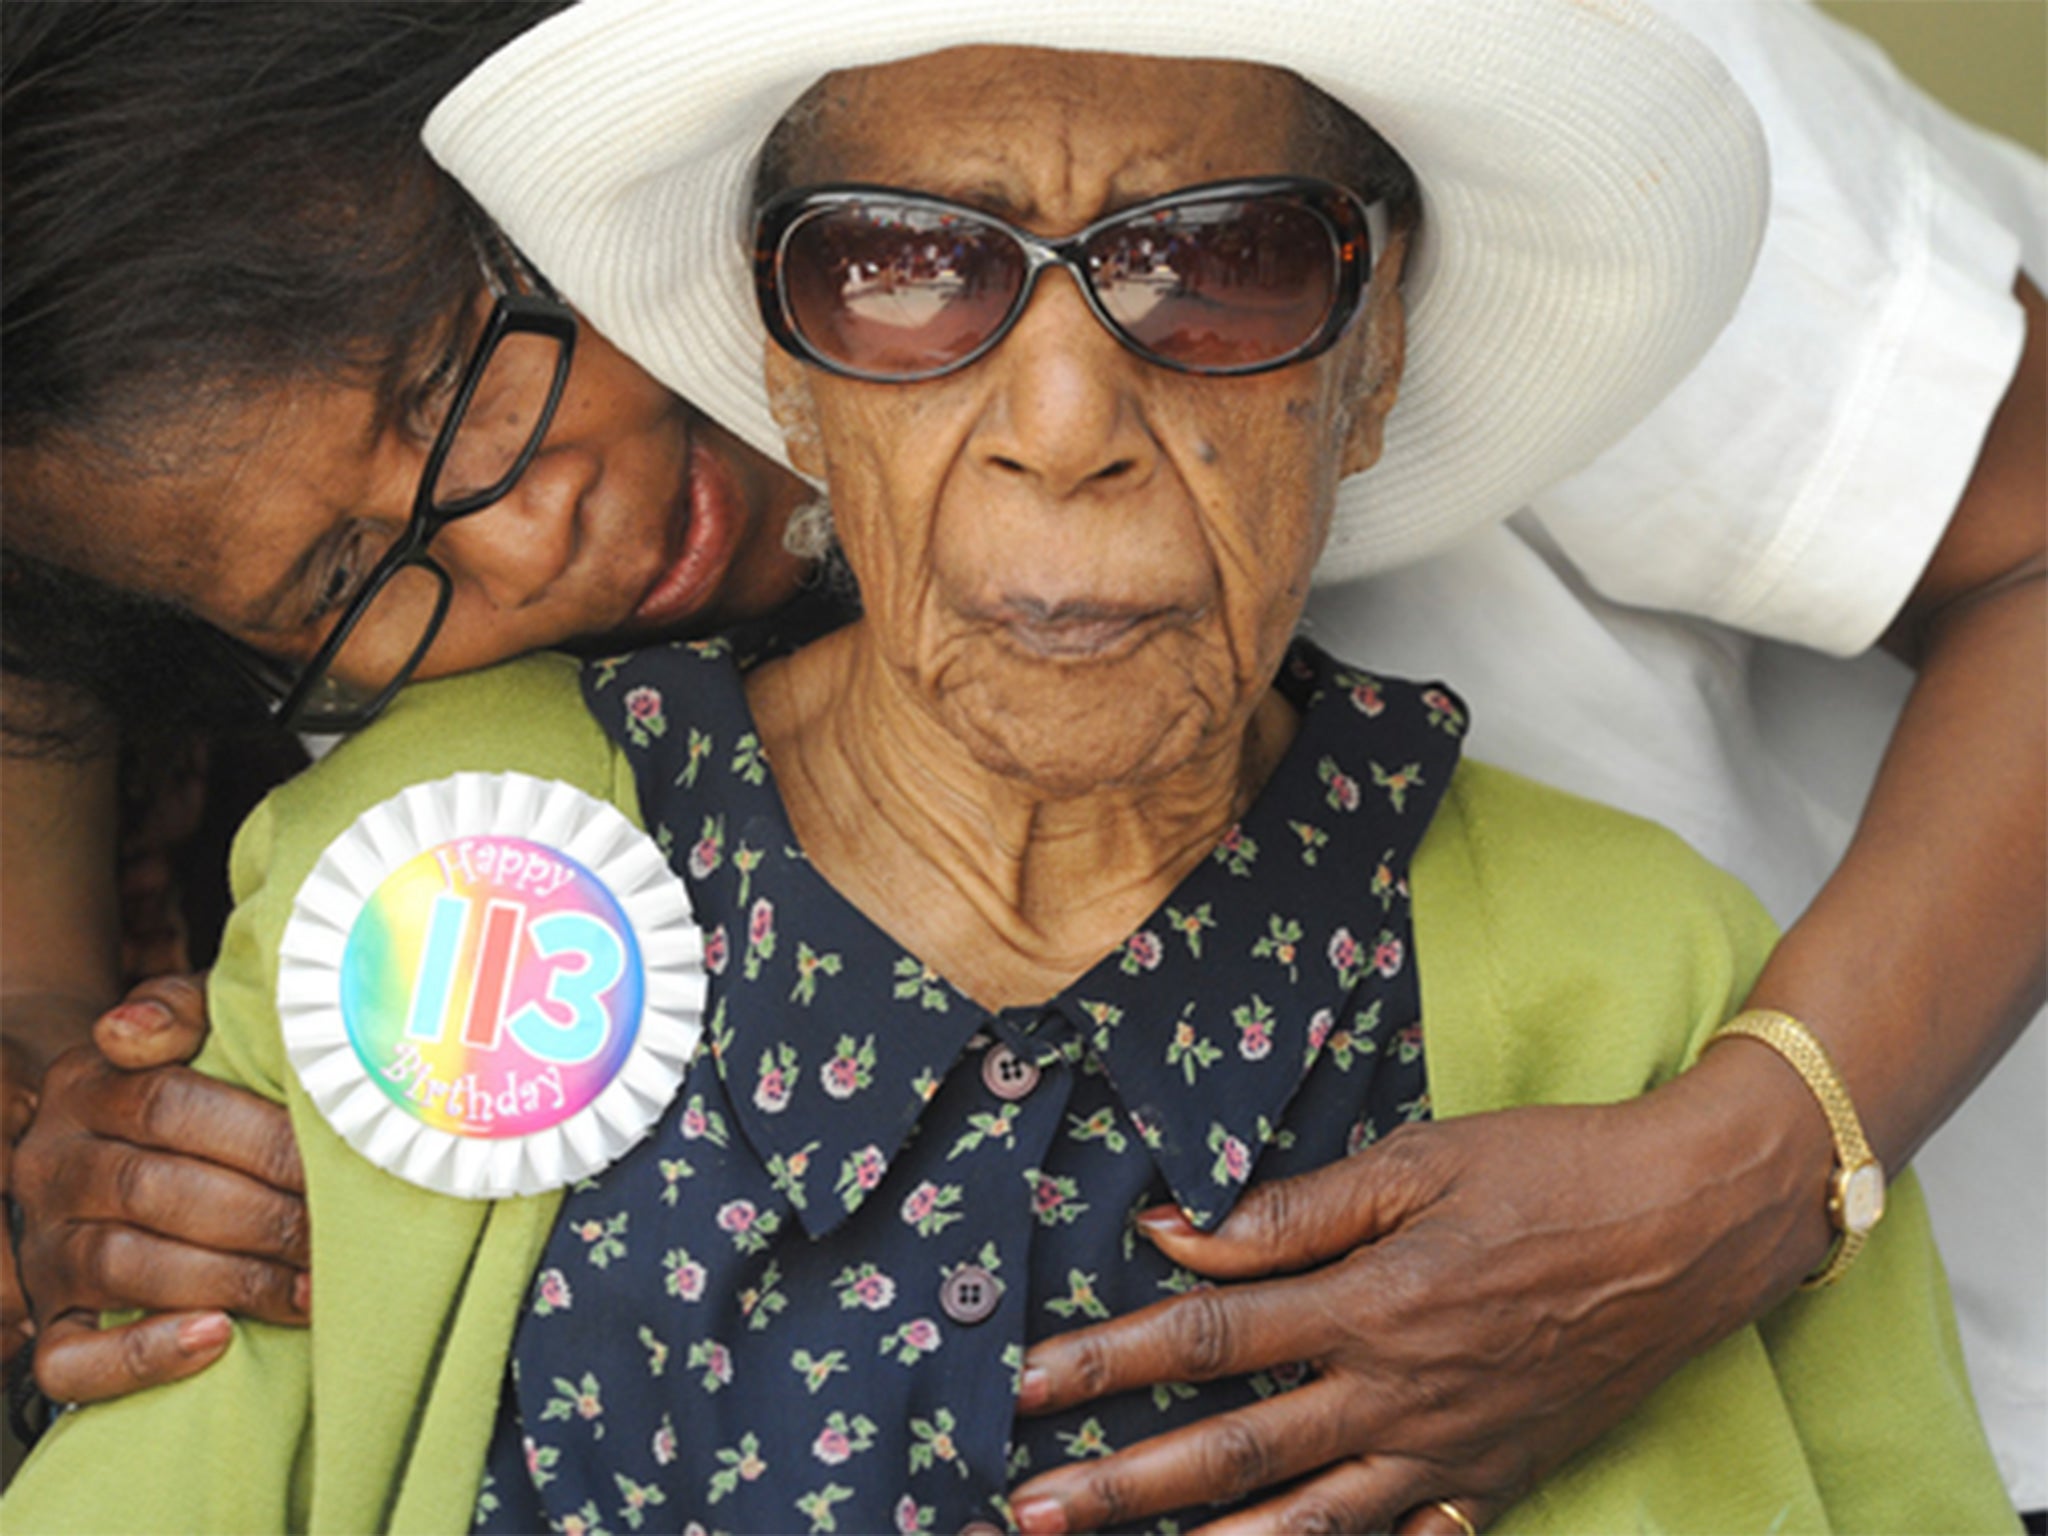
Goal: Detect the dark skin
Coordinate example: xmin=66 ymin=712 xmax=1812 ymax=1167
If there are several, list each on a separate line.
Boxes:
xmin=9 ymin=978 xmax=307 ymax=1401
xmin=4 ymin=320 xmax=812 ymax=1401
xmin=1 ymin=695 xmax=127 ymax=1378
xmin=0 ymin=704 xmax=299 ymax=1394
xmin=1006 ymin=275 xmax=2047 ymax=1534
xmin=10 ymin=281 xmax=2042 ymax=1533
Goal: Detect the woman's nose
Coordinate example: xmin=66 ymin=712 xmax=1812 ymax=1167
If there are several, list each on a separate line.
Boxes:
xmin=967 ymin=272 xmax=1161 ymax=500
xmin=431 ymin=442 xmax=590 ymax=608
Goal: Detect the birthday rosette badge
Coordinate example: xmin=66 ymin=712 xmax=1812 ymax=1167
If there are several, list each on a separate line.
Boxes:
xmin=277 ymin=772 xmax=704 ymax=1199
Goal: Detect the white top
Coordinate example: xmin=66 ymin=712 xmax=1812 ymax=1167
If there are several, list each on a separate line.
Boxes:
xmin=1310 ymin=0 xmax=2046 ymax=1504
xmin=1318 ymin=0 xmax=2039 ymax=1515
xmin=1535 ymin=0 xmax=2039 ymax=656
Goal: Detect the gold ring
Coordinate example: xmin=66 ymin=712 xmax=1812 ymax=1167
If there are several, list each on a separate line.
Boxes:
xmin=1434 ymin=1500 xmax=1477 ymax=1536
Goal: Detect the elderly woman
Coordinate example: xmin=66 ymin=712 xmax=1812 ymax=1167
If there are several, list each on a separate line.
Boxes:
xmin=2 ymin=0 xmax=2020 ymax=1531
xmin=0 ymin=0 xmax=811 ymax=1395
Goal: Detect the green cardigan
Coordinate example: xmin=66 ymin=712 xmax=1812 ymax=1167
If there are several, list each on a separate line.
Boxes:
xmin=4 ymin=655 xmax=2014 ymax=1534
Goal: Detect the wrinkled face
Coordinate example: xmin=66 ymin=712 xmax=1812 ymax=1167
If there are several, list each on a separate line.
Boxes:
xmin=765 ymin=48 xmax=1406 ymax=794
xmin=4 ymin=314 xmax=812 ymax=690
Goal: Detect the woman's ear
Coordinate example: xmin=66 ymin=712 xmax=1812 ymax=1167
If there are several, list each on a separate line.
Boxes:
xmin=764 ymin=343 xmax=827 ymax=479
xmin=1340 ymin=221 xmax=1411 ymax=477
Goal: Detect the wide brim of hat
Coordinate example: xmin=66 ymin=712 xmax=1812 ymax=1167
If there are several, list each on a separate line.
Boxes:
xmin=428 ymin=0 xmax=1767 ymax=583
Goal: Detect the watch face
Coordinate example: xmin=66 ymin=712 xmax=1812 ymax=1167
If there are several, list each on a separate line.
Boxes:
xmin=1839 ymin=1161 xmax=1887 ymax=1235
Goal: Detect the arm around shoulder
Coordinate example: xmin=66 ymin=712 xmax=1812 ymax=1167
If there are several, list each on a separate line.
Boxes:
xmin=1413 ymin=758 xmax=1779 ymax=1121
xmin=1410 ymin=762 xmax=2013 ymax=1530
xmin=4 ymin=654 xmax=627 ymax=1534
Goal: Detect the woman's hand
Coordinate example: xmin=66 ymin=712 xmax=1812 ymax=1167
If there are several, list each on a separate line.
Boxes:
xmin=11 ymin=974 xmax=311 ymax=1405
xmin=1008 ymin=1048 xmax=1834 ymax=1534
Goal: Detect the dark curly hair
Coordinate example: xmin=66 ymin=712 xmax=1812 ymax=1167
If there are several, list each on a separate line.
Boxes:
xmin=2 ymin=0 xmax=562 ymax=751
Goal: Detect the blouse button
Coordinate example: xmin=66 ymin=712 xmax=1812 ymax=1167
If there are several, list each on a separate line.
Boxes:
xmin=981 ymin=1043 xmax=1041 ymax=1101
xmin=959 ymin=1523 xmax=1007 ymax=1536
xmin=939 ymin=1263 xmax=1004 ymax=1325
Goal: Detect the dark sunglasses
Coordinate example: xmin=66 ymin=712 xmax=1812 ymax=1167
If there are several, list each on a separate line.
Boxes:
xmin=754 ymin=176 xmax=1386 ymax=383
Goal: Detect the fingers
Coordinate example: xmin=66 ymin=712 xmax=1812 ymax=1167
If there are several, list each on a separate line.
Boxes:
xmin=1021 ymin=1263 xmax=1368 ymax=1418
xmin=1008 ymin=1380 xmax=1506 ymax=1536
xmin=28 ymin=1220 xmax=308 ymax=1326
xmin=27 ymin=1128 xmax=309 ymax=1264
xmin=33 ymin=1309 xmax=233 ymax=1406
xmin=1138 ymin=1125 xmax=1450 ymax=1280
xmin=1193 ymin=1462 xmax=1497 ymax=1536
xmin=1393 ymin=1494 xmax=1494 ymax=1536
xmin=54 ymin=1053 xmax=305 ymax=1196
xmin=11 ymin=1043 xmax=310 ymax=1341
xmin=1013 ymin=1382 xmax=1371 ymax=1535
xmin=92 ymin=973 xmax=210 ymax=1071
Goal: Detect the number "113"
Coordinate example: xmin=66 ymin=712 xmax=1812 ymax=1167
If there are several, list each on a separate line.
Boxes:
xmin=405 ymin=894 xmax=626 ymax=1065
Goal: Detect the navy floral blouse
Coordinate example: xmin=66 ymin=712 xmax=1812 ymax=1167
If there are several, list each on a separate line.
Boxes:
xmin=474 ymin=639 xmax=1466 ymax=1536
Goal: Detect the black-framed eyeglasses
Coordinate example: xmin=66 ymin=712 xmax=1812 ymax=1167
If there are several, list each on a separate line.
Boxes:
xmin=220 ymin=253 xmax=576 ymax=733
xmin=754 ymin=176 xmax=1387 ymax=384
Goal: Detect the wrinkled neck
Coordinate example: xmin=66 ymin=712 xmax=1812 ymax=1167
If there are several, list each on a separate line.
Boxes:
xmin=745 ymin=624 xmax=1296 ymax=1009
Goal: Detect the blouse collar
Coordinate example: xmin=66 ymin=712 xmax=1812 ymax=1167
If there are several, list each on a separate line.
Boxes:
xmin=586 ymin=639 xmax=1465 ymax=1236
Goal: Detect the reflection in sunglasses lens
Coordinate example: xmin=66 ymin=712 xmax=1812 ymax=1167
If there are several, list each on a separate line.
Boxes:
xmin=1091 ymin=201 xmax=1337 ymax=369
xmin=775 ymin=186 xmax=1354 ymax=379
xmin=785 ymin=207 xmax=1027 ymax=376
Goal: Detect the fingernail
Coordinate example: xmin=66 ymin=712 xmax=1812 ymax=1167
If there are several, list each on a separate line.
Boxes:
xmin=1134 ymin=1204 xmax=1199 ymax=1242
xmin=105 ymin=1000 xmax=173 ymax=1037
xmin=177 ymin=1313 xmax=231 ymax=1354
xmin=1017 ymin=1366 xmax=1050 ymax=1411
xmin=1011 ymin=1496 xmax=1068 ymax=1535
xmin=292 ymin=1272 xmax=313 ymax=1315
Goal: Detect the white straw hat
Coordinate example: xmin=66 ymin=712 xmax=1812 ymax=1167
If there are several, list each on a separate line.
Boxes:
xmin=427 ymin=0 xmax=1768 ymax=582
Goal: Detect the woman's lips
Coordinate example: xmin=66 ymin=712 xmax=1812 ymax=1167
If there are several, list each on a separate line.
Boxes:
xmin=991 ymin=599 xmax=1166 ymax=659
xmin=629 ymin=435 xmax=747 ymax=631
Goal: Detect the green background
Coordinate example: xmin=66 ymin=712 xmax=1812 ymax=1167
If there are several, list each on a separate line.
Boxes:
xmin=1823 ymin=0 xmax=2047 ymax=154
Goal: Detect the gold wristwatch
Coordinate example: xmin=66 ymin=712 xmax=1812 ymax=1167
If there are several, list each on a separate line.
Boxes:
xmin=1710 ymin=1009 xmax=1885 ymax=1289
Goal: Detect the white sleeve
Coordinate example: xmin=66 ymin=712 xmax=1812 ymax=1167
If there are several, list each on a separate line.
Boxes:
xmin=1524 ymin=0 xmax=2040 ymax=657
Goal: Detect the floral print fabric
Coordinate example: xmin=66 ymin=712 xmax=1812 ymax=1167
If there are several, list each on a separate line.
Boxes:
xmin=475 ymin=639 xmax=1465 ymax=1535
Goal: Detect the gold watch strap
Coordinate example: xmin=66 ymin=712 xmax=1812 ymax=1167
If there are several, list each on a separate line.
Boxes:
xmin=1709 ymin=1008 xmax=1884 ymax=1289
